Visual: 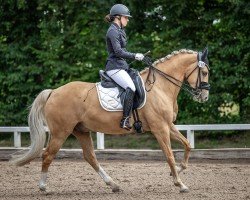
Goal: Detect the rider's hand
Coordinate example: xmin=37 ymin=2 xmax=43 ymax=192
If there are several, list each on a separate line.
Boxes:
xmin=135 ymin=53 xmax=144 ymax=61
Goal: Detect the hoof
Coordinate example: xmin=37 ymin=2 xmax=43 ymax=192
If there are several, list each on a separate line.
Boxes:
xmin=106 ymin=181 xmax=120 ymax=193
xmin=112 ymin=185 xmax=120 ymax=193
xmin=39 ymin=184 xmax=46 ymax=192
xmin=180 ymin=187 xmax=189 ymax=193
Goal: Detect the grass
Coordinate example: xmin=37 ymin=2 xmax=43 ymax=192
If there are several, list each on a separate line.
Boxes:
xmin=99 ymin=131 xmax=250 ymax=149
xmin=1 ymin=131 xmax=249 ymax=149
xmin=195 ymin=131 xmax=250 ymax=149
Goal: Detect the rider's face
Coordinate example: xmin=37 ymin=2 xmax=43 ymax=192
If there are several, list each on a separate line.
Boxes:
xmin=121 ymin=16 xmax=129 ymax=27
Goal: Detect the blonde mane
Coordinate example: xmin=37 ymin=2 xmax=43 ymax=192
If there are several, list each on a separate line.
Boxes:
xmin=140 ymin=49 xmax=197 ymax=74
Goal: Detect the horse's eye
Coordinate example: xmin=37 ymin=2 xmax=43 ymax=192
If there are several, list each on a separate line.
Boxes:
xmin=202 ymin=71 xmax=208 ymax=76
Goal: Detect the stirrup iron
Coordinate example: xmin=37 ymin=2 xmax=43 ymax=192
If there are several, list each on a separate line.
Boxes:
xmin=120 ymin=116 xmax=132 ymax=130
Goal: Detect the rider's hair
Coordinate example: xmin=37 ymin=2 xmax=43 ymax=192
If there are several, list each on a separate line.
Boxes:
xmin=105 ymin=14 xmax=118 ymax=23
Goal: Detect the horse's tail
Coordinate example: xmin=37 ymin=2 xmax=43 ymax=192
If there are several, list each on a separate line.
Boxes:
xmin=10 ymin=89 xmax=53 ymax=166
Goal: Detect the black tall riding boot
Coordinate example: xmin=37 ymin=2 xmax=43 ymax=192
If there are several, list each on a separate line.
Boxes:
xmin=120 ymin=87 xmax=135 ymax=130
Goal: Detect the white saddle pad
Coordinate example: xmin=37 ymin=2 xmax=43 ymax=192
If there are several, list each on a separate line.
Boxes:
xmin=96 ymin=82 xmax=146 ymax=112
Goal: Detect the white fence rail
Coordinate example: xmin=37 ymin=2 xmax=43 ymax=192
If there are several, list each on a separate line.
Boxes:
xmin=0 ymin=124 xmax=250 ymax=149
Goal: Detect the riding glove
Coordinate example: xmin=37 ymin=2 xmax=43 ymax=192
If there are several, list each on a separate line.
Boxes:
xmin=135 ymin=53 xmax=144 ymax=61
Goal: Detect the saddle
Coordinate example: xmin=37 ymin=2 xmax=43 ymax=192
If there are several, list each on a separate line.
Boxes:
xmin=96 ymin=68 xmax=146 ymax=133
xmin=97 ymin=68 xmax=146 ymax=111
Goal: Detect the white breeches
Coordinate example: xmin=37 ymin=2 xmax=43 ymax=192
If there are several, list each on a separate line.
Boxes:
xmin=106 ymin=69 xmax=136 ymax=92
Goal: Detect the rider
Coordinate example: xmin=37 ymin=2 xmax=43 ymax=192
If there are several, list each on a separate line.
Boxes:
xmin=105 ymin=4 xmax=144 ymax=130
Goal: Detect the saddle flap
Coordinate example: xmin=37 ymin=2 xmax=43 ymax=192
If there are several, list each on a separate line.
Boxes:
xmin=127 ymin=69 xmax=146 ymax=109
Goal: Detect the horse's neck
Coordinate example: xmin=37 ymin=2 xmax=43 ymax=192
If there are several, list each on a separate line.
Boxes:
xmin=157 ymin=54 xmax=193 ymax=80
xmin=141 ymin=69 xmax=179 ymax=103
xmin=141 ymin=54 xmax=195 ymax=102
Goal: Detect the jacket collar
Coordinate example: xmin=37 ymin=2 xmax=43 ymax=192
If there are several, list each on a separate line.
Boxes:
xmin=112 ymin=22 xmax=122 ymax=30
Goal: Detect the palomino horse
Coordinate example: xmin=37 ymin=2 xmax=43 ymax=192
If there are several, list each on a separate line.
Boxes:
xmin=11 ymin=48 xmax=210 ymax=193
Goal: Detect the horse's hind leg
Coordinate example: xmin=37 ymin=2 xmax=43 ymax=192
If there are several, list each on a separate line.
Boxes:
xmin=73 ymin=127 xmax=120 ymax=193
xmin=170 ymin=123 xmax=191 ymax=175
xmin=39 ymin=131 xmax=69 ymax=191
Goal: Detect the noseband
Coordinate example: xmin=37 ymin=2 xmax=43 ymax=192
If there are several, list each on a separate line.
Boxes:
xmin=144 ymin=53 xmax=210 ymax=97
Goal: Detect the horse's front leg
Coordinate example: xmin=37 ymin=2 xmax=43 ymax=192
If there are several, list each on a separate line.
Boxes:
xmin=153 ymin=127 xmax=189 ymax=193
xmin=170 ymin=123 xmax=191 ymax=175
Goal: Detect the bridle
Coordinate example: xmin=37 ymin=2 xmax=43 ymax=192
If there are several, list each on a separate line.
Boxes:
xmin=185 ymin=61 xmax=210 ymax=95
xmin=144 ymin=53 xmax=211 ymax=97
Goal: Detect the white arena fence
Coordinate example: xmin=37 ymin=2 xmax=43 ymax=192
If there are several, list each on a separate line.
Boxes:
xmin=0 ymin=124 xmax=250 ymax=149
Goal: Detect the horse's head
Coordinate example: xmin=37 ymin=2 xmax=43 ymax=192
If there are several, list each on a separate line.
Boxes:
xmin=144 ymin=48 xmax=210 ymax=103
xmin=185 ymin=48 xmax=210 ymax=103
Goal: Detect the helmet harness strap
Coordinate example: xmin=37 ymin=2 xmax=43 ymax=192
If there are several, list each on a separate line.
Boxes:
xmin=115 ymin=15 xmax=123 ymax=29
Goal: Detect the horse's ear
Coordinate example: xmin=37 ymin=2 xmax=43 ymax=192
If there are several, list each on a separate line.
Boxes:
xmin=201 ymin=47 xmax=208 ymax=61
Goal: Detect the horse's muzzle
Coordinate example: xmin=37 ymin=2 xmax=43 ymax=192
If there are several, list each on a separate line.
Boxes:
xmin=198 ymin=82 xmax=211 ymax=91
xmin=193 ymin=89 xmax=209 ymax=103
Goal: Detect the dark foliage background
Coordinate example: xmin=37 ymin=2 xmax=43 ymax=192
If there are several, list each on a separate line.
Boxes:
xmin=0 ymin=0 xmax=249 ymax=127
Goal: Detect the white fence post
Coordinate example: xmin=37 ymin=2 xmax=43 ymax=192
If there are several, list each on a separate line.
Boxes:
xmin=187 ymin=129 xmax=195 ymax=149
xmin=14 ymin=131 xmax=21 ymax=148
xmin=96 ymin=132 xmax=104 ymax=150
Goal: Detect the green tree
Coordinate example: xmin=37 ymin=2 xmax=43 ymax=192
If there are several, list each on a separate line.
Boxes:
xmin=0 ymin=0 xmax=249 ymax=127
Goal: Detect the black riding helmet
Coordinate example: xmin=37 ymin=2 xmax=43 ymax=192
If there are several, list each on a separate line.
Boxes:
xmin=110 ymin=4 xmax=132 ymax=17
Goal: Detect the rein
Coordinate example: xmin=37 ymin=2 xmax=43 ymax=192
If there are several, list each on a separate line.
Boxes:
xmin=143 ymin=57 xmax=210 ymax=97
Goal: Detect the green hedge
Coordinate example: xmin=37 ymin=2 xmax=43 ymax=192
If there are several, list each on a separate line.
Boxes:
xmin=0 ymin=0 xmax=249 ymax=126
